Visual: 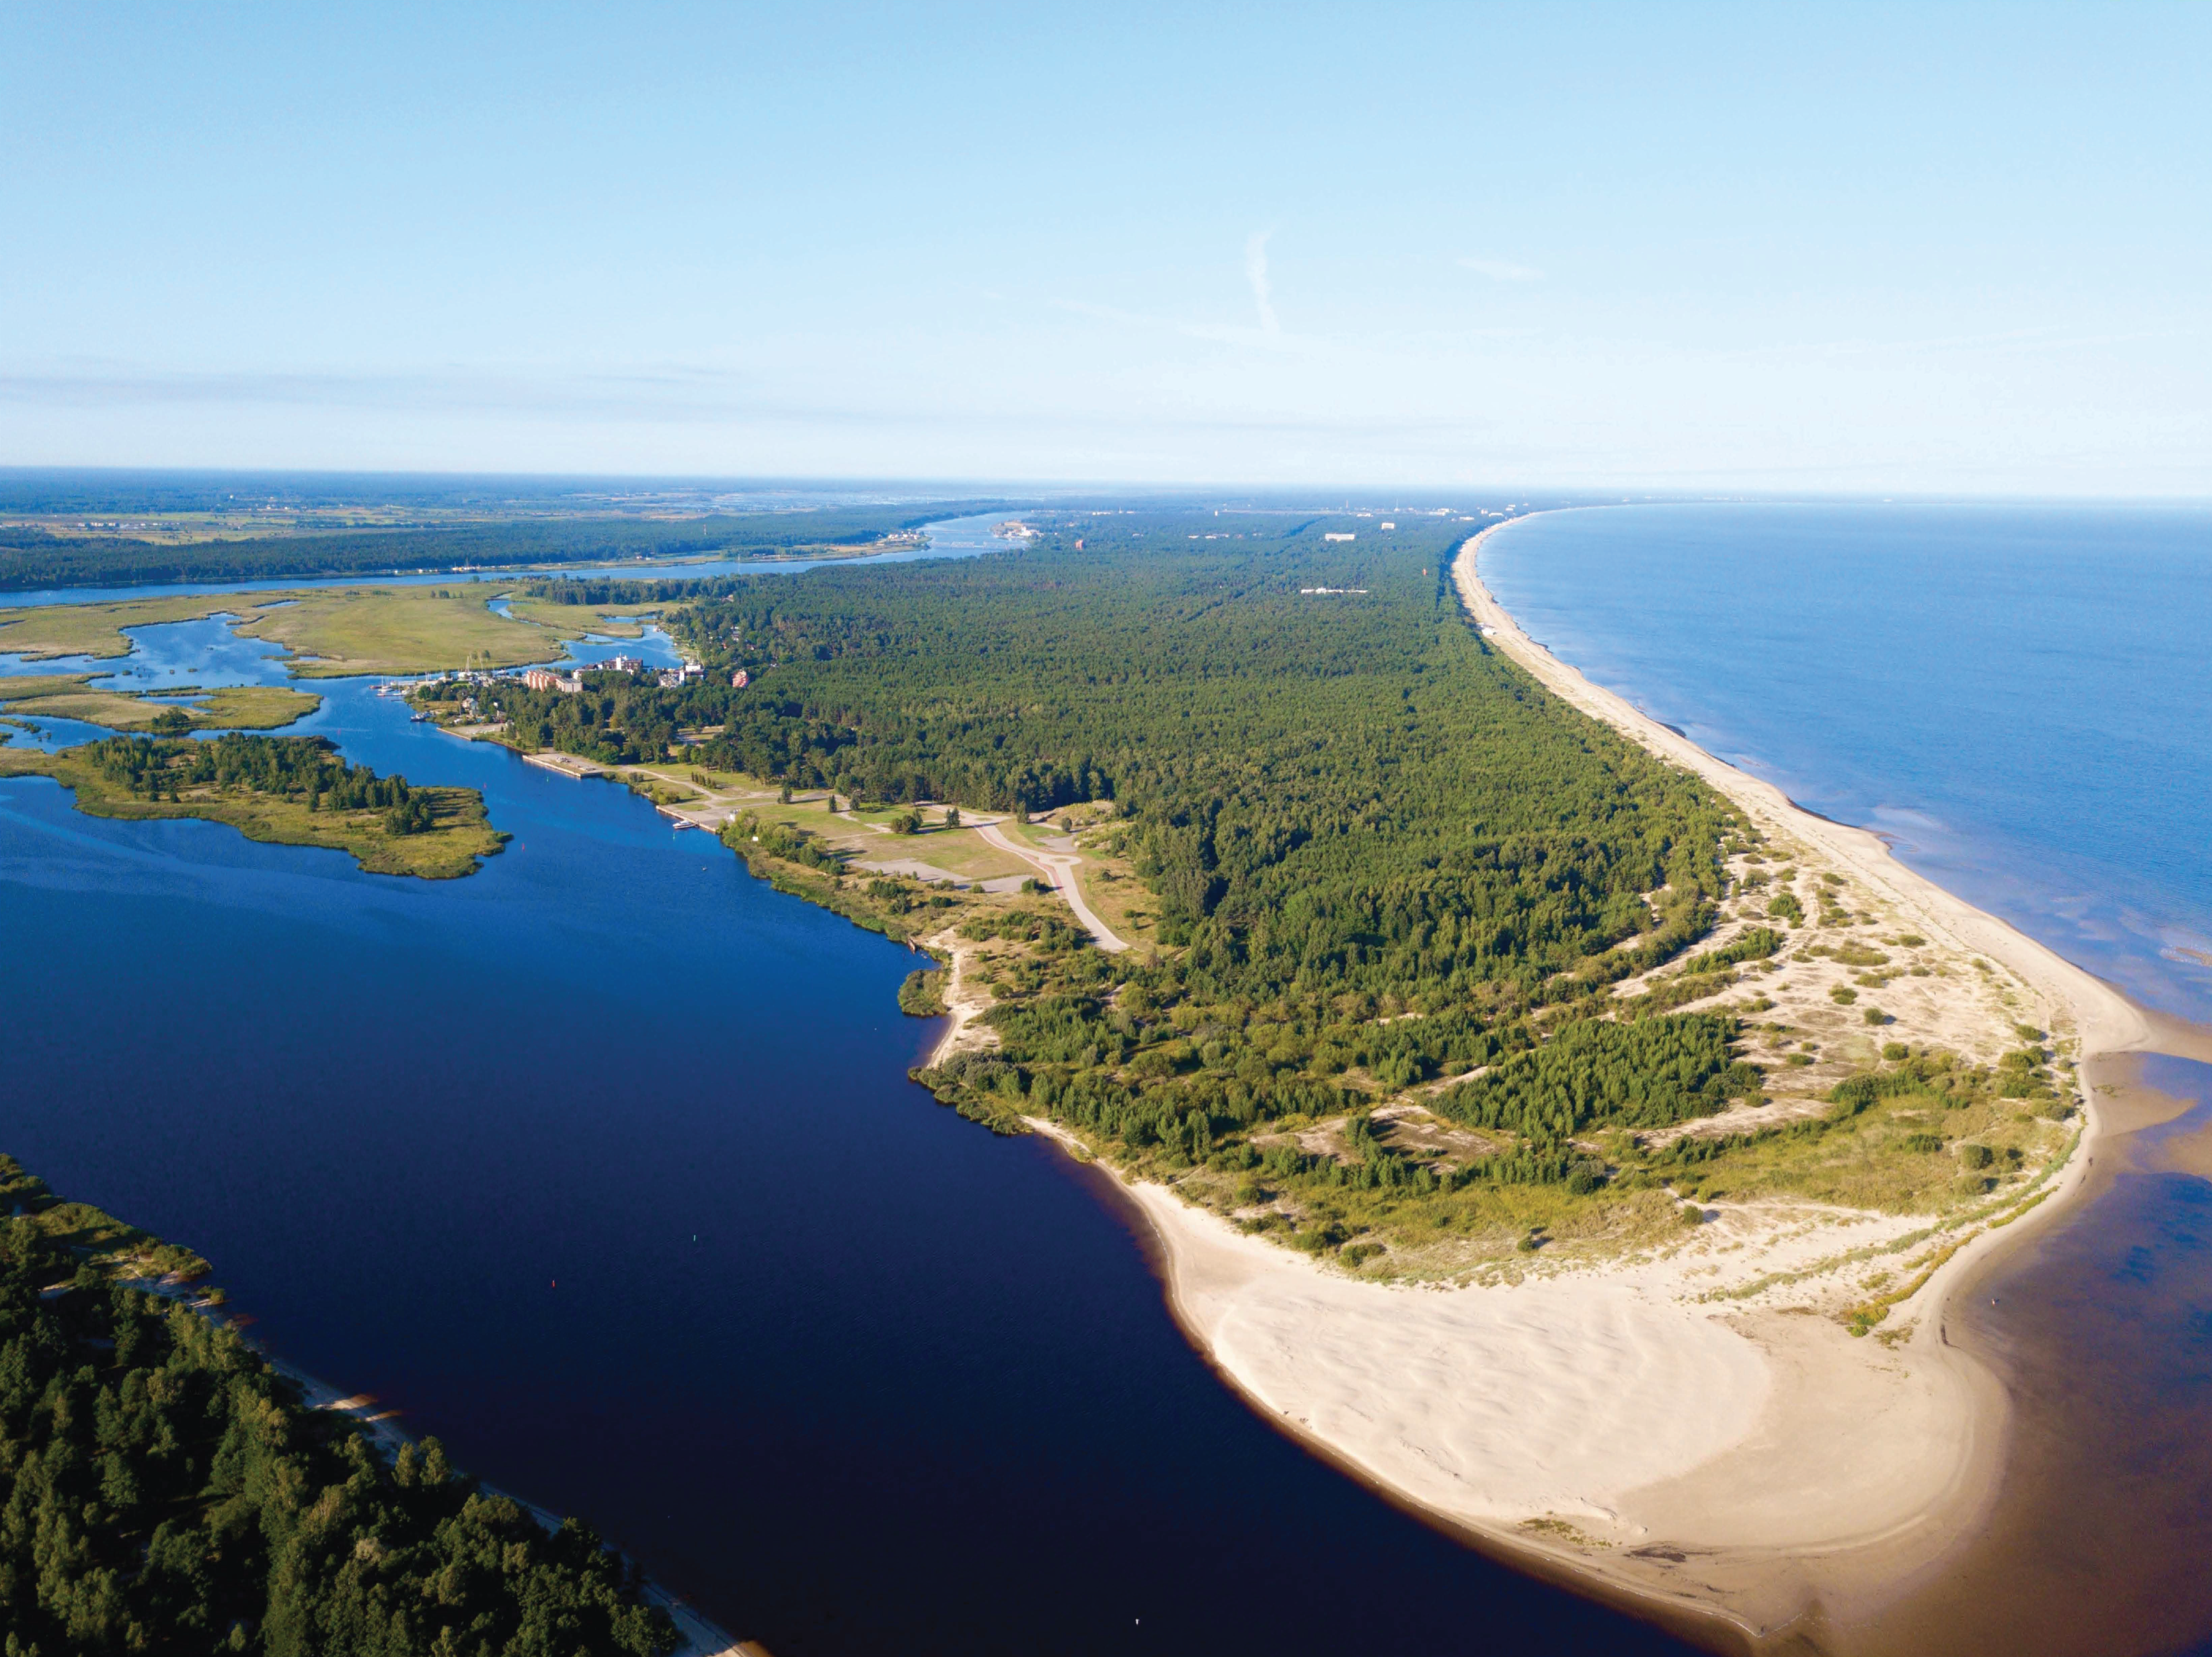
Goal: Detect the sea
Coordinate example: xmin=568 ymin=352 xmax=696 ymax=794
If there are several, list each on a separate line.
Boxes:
xmin=6 ymin=501 xmax=2208 ymax=1655
xmin=1485 ymin=501 xmax=2212 ymax=1656
xmin=0 ymin=515 xmax=1696 ymax=1657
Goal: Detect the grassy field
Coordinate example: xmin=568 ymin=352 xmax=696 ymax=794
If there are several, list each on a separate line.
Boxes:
xmin=0 ymin=742 xmax=502 ymax=878
xmin=499 ymin=594 xmax=660 ymax=638
xmin=234 ymin=588 xmax=570 ymax=675
xmin=0 ymin=596 xmax=243 ymax=659
xmin=0 ymin=584 xmax=630 ymax=677
xmin=608 ymin=766 xmax=1034 ymax=883
xmin=0 ymin=676 xmax=320 ymax=731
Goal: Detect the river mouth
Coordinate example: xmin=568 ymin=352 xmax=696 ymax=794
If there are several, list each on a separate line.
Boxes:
xmin=0 ymin=666 xmax=1706 ymax=1657
xmin=1835 ymin=1051 xmax=2212 ymax=1657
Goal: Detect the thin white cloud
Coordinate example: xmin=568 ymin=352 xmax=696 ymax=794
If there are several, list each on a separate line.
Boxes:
xmin=1459 ymin=255 xmax=1543 ymax=282
xmin=1245 ymin=230 xmax=1281 ymax=337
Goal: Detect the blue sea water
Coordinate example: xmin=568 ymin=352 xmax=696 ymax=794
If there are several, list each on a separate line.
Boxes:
xmin=0 ymin=523 xmax=1695 ymax=1656
xmin=1483 ymin=502 xmax=2212 ymax=1027
xmin=1484 ymin=502 xmax=2212 ymax=1656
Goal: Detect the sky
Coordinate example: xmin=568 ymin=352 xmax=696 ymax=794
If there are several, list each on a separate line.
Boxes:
xmin=3 ymin=2 xmax=2208 ymax=493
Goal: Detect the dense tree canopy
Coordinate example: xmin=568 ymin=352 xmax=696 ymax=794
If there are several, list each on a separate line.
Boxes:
xmin=0 ymin=1158 xmax=676 ymax=1657
xmin=76 ymin=735 xmax=435 ymax=834
xmin=453 ymin=512 xmax=1754 ymax=1235
xmin=0 ymin=504 xmax=1004 ymax=592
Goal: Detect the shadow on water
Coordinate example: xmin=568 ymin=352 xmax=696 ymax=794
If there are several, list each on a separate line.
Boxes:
xmin=0 ymin=681 xmax=1709 ymax=1657
xmin=1855 ymin=1053 xmax=2212 ymax=1657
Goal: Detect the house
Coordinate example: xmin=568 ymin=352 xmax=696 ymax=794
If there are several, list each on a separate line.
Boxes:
xmin=522 ymin=669 xmax=563 ymax=691
xmin=1324 ymin=532 xmax=1356 ymax=542
xmin=1380 ymin=521 xmax=1396 ymax=530
xmin=731 ymin=669 xmax=752 ymax=689
xmin=604 ymin=655 xmax=643 ymax=674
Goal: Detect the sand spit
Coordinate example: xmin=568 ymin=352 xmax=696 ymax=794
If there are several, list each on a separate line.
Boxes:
xmin=1039 ymin=519 xmax=2189 ymax=1648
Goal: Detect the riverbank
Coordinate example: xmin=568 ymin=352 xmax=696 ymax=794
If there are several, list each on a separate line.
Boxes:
xmin=0 ymin=731 xmax=507 ymax=879
xmin=1035 ymin=518 xmax=2191 ymax=1647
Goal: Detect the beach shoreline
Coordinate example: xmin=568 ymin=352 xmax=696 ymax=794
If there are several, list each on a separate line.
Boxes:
xmin=1023 ymin=517 xmax=2194 ymax=1650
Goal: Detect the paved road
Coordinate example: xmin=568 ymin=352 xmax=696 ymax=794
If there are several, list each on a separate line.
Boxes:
xmin=974 ymin=820 xmax=1131 ymax=952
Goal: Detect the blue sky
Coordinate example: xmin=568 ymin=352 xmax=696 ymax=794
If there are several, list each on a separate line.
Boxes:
xmin=3 ymin=2 xmax=2206 ymax=492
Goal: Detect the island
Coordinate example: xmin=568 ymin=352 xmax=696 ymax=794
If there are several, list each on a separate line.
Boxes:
xmin=0 ymin=674 xmax=321 ymax=732
xmin=0 ymin=731 xmax=504 ymax=879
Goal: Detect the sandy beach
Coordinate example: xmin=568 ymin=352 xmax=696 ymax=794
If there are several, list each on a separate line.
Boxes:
xmin=1043 ymin=517 xmax=2195 ymax=1646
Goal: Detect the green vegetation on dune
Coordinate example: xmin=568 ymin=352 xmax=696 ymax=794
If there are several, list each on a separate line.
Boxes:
xmin=406 ymin=508 xmax=2062 ymax=1269
xmin=0 ymin=1154 xmax=676 ymax=1655
xmin=0 ymin=732 xmax=503 ymax=879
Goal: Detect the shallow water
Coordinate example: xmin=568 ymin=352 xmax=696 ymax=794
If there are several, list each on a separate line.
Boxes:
xmin=1483 ymin=503 xmax=2212 ymax=1655
xmin=1869 ymin=1055 xmax=2212 ymax=1657
xmin=0 ymin=532 xmax=1700 ymax=1655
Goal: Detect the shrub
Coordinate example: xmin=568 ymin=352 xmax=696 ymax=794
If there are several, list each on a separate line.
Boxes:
xmin=1882 ymin=1042 xmax=1910 ymax=1061
xmin=1830 ymin=985 xmax=1858 ymax=1005
xmin=1767 ymin=892 xmax=1804 ymax=925
xmin=897 ymin=968 xmax=947 ymax=1017
xmin=1680 ymin=927 xmax=1783 ymax=974
xmin=1959 ymin=1143 xmax=1994 ymax=1170
xmin=1863 ymin=1006 xmax=1888 ymax=1026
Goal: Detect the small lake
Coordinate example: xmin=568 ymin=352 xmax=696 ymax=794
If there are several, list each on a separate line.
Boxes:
xmin=0 ymin=520 xmax=1696 ymax=1656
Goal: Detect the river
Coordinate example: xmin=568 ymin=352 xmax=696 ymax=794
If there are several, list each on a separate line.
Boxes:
xmin=0 ymin=516 xmax=1698 ymax=1657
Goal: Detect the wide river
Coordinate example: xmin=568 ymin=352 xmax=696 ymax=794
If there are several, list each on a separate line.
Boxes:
xmin=0 ymin=516 xmax=1697 ymax=1657
xmin=11 ymin=502 xmax=2208 ymax=1656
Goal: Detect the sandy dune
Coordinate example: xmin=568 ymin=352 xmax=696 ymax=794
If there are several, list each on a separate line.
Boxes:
xmin=1035 ymin=519 xmax=2193 ymax=1641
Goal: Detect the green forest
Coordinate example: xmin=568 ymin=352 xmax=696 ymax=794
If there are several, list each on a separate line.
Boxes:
xmin=0 ymin=503 xmax=1004 ymax=592
xmin=434 ymin=509 xmax=1788 ymax=1254
xmin=0 ymin=1156 xmax=676 ymax=1657
xmin=74 ymin=735 xmax=436 ymax=832
xmin=0 ymin=735 xmax=503 ymax=879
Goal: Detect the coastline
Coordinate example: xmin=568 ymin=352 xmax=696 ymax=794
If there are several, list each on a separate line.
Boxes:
xmin=1030 ymin=517 xmax=2190 ymax=1647
xmin=267 ymin=1341 xmax=754 ymax=1657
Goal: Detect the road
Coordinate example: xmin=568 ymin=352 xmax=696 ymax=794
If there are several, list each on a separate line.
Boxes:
xmin=973 ymin=820 xmax=1131 ymax=952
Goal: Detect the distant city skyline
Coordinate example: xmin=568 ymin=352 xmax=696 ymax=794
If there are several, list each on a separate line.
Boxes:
xmin=4 ymin=2 xmax=2207 ymax=494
